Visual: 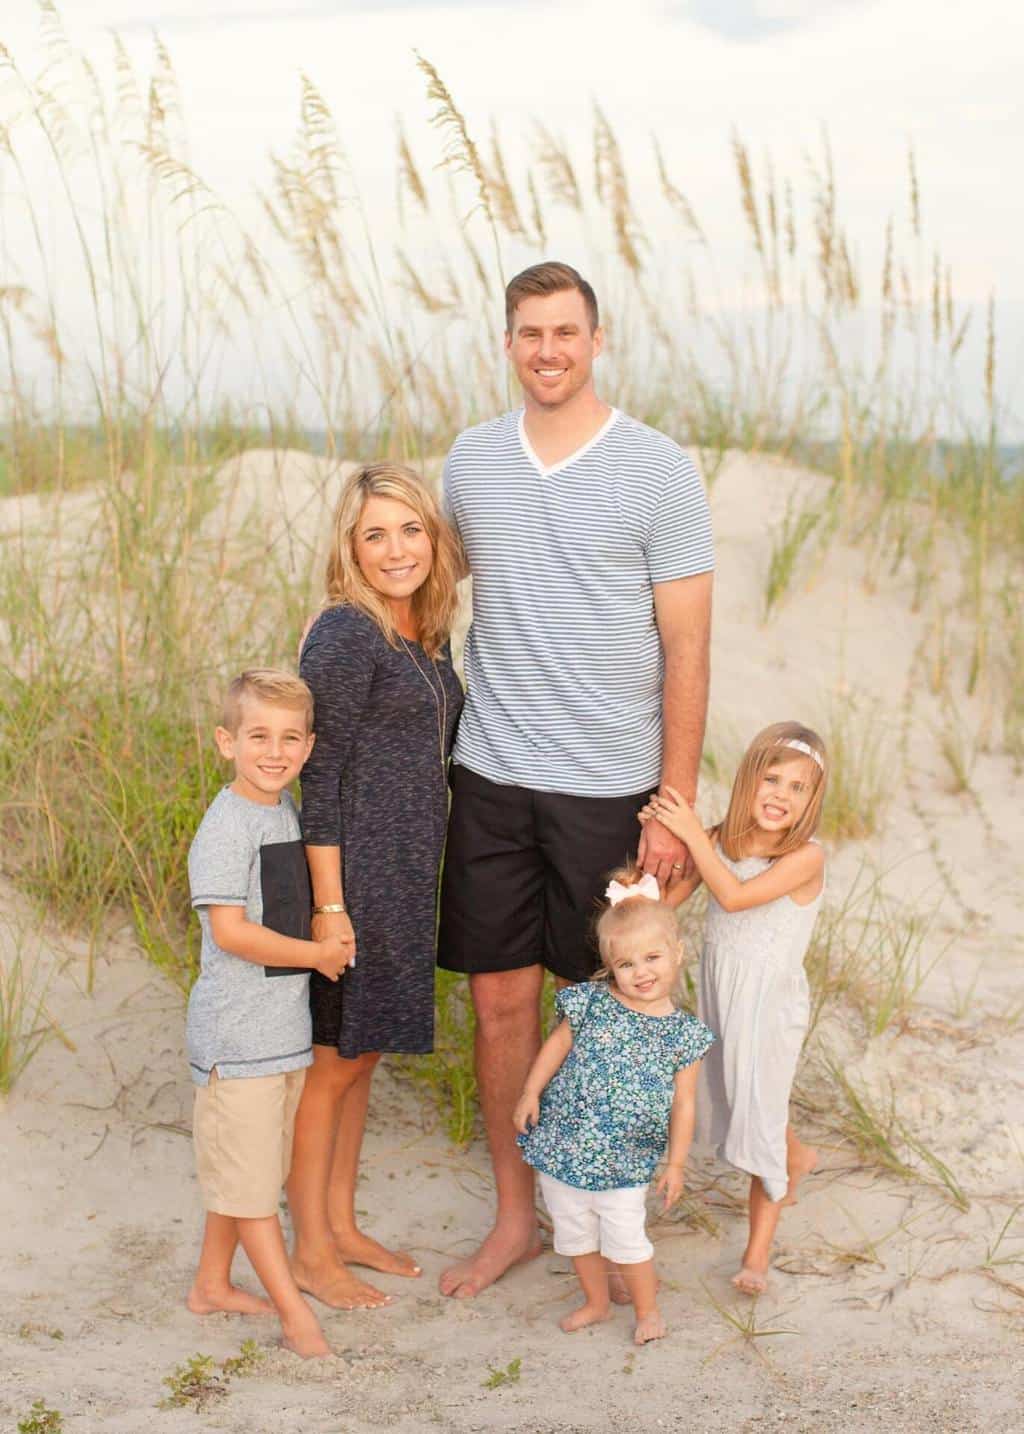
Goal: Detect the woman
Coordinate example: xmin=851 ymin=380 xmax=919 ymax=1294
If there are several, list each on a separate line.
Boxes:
xmin=288 ymin=462 xmax=464 ymax=1310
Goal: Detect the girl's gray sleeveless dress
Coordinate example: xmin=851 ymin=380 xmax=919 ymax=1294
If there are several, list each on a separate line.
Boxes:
xmin=696 ymin=850 xmax=823 ymax=1201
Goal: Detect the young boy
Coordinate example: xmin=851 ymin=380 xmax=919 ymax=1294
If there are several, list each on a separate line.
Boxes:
xmin=185 ymin=668 xmax=347 ymax=1359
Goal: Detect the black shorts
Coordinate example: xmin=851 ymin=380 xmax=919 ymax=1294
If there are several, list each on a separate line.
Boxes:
xmin=437 ymin=764 xmax=649 ymax=984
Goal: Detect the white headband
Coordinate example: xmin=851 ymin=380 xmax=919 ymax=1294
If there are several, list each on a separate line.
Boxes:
xmin=783 ymin=738 xmax=824 ymax=770
xmin=605 ymin=872 xmax=661 ymax=906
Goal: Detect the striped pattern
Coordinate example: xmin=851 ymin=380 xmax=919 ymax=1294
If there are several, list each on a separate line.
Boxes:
xmin=444 ymin=407 xmax=714 ymax=797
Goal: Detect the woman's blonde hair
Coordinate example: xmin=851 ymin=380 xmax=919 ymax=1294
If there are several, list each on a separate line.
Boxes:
xmin=323 ymin=462 xmax=464 ymax=657
xmin=594 ymin=865 xmax=681 ymax=979
xmin=717 ymin=721 xmax=828 ymax=860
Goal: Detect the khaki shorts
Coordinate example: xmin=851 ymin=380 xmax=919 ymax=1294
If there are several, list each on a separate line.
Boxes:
xmin=193 ymin=1067 xmax=306 ymax=1218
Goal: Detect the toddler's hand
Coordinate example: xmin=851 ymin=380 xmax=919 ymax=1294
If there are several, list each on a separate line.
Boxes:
xmin=313 ymin=933 xmax=351 ymax=981
xmin=512 ymin=1092 xmax=540 ymax=1134
xmin=655 ymin=1164 xmax=685 ymax=1211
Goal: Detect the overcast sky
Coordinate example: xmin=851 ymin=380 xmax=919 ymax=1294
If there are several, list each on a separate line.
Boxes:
xmin=2 ymin=0 xmax=1021 ymax=423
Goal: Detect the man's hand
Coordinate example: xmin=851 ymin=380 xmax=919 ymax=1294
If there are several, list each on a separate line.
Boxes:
xmin=638 ymin=815 xmax=691 ymax=890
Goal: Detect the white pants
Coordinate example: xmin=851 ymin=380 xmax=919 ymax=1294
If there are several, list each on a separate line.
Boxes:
xmin=538 ymin=1172 xmax=654 ymax=1265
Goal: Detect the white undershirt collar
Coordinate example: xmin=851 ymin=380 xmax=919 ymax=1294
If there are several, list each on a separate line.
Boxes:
xmin=518 ymin=406 xmax=619 ymax=477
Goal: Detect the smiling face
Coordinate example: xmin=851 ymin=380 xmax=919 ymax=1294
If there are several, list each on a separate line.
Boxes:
xmin=750 ymin=755 xmax=819 ymax=842
xmin=602 ymin=917 xmax=682 ymax=1011
xmin=215 ymin=698 xmax=314 ymax=806
xmin=504 ymin=288 xmax=603 ymax=413
xmin=352 ymin=495 xmax=434 ymax=611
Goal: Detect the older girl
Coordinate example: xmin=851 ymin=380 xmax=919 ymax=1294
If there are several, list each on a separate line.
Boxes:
xmin=287 ymin=463 xmax=464 ymax=1310
xmin=641 ymin=720 xmax=827 ymax=1295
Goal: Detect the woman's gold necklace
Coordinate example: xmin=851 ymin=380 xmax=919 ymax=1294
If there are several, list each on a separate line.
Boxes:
xmin=399 ymin=635 xmax=448 ymax=783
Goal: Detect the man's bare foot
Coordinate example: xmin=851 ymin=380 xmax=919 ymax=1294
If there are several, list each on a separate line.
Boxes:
xmin=731 ymin=1265 xmax=768 ymax=1296
xmin=781 ymin=1145 xmax=818 ymax=1206
xmin=281 ymin=1311 xmax=332 ymax=1359
xmin=291 ymin=1256 xmax=392 ymax=1310
xmin=186 ymin=1284 xmax=274 ymax=1317
xmin=634 ymin=1309 xmax=667 ymax=1344
xmin=332 ymin=1228 xmax=421 ymax=1278
xmin=439 ymin=1224 xmax=542 ymax=1299
xmin=559 ymin=1301 xmax=613 ymax=1333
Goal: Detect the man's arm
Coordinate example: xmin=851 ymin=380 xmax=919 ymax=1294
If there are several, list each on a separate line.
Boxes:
xmin=638 ymin=571 xmax=712 ymax=888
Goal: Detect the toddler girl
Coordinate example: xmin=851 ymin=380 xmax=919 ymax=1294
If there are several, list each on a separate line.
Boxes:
xmin=641 ymin=720 xmax=827 ymax=1295
xmin=513 ymin=872 xmax=714 ymax=1344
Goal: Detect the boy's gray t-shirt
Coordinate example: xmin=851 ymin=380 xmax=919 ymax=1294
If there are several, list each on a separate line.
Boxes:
xmin=186 ymin=786 xmax=313 ymax=1086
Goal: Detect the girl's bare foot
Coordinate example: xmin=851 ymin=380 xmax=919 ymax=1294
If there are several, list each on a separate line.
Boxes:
xmin=281 ymin=1311 xmax=332 ymax=1359
xmin=186 ymin=1284 xmax=274 ymax=1317
xmin=333 ymin=1228 xmax=421 ymax=1278
xmin=731 ymin=1265 xmax=768 ymax=1296
xmin=781 ymin=1145 xmax=818 ymax=1207
xmin=559 ymin=1301 xmax=613 ymax=1333
xmin=634 ymin=1309 xmax=667 ymax=1344
xmin=291 ymin=1257 xmax=392 ymax=1310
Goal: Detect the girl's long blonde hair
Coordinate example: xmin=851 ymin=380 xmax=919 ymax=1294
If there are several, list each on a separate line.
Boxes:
xmin=718 ymin=721 xmax=828 ymax=860
xmin=323 ymin=462 xmax=464 ymax=657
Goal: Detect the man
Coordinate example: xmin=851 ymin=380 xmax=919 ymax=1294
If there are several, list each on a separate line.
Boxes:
xmin=437 ymin=261 xmax=713 ymax=1298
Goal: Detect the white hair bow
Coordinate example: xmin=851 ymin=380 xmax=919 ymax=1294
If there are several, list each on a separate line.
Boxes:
xmin=605 ymin=872 xmax=661 ymax=907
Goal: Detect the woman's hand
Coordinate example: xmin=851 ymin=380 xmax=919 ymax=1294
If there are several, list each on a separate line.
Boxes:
xmin=311 ymin=909 xmax=357 ymax=970
xmin=655 ymin=1164 xmax=686 ymax=1211
xmin=512 ymin=1090 xmax=540 ymax=1134
xmin=639 ymin=785 xmax=699 ymax=844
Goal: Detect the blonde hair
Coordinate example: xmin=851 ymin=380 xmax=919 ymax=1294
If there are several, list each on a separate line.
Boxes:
xmin=221 ymin=668 xmax=313 ymax=734
xmin=717 ymin=721 xmax=828 ymax=860
xmin=594 ymin=865 xmax=681 ymax=979
xmin=323 ymin=463 xmax=463 ymax=658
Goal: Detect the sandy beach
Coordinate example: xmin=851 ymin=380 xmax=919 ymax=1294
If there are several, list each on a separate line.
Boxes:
xmin=3 ymin=449 xmax=1023 ymax=1433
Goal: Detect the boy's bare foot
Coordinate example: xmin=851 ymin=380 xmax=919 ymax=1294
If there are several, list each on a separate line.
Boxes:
xmin=439 ymin=1222 xmax=542 ymax=1299
xmin=781 ymin=1145 xmax=818 ymax=1206
xmin=559 ymin=1301 xmax=613 ymax=1333
xmin=731 ymin=1265 xmax=769 ymax=1296
xmin=186 ymin=1284 xmax=274 ymax=1317
xmin=332 ymin=1228 xmax=421 ymax=1278
xmin=291 ymin=1257 xmax=392 ymax=1310
xmin=634 ymin=1309 xmax=666 ymax=1344
xmin=281 ymin=1311 xmax=332 ymax=1359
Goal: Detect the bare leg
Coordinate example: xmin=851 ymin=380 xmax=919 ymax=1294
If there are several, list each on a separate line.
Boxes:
xmin=287 ymin=1047 xmax=391 ymax=1309
xmin=187 ymin=1212 xmax=274 ymax=1316
xmin=622 ymin=1260 xmax=666 ymax=1344
xmin=732 ymin=1175 xmax=782 ymax=1295
xmin=328 ymin=1055 xmax=420 ymax=1277
xmin=439 ymin=966 xmax=545 ymax=1298
xmin=235 ymin=1215 xmax=330 ymax=1358
xmin=559 ymin=1252 xmax=613 ymax=1333
xmin=781 ymin=1125 xmax=818 ymax=1207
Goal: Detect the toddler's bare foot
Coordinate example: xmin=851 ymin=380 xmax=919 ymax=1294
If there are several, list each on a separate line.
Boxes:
xmin=186 ymin=1283 xmax=274 ymax=1317
xmin=333 ymin=1228 xmax=421 ymax=1278
xmin=559 ymin=1301 xmax=613 ymax=1333
xmin=281 ymin=1310 xmax=332 ymax=1359
xmin=634 ymin=1309 xmax=667 ymax=1344
xmin=781 ymin=1145 xmax=818 ymax=1206
xmin=291 ymin=1256 xmax=392 ymax=1310
xmin=731 ymin=1265 xmax=769 ymax=1296
xmin=439 ymin=1221 xmax=542 ymax=1299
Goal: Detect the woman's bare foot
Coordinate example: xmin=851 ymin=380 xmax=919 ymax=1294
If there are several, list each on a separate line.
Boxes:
xmin=291 ymin=1256 xmax=392 ymax=1310
xmin=559 ymin=1301 xmax=613 ymax=1333
xmin=439 ymin=1222 xmax=543 ymax=1299
xmin=634 ymin=1309 xmax=667 ymax=1345
xmin=731 ymin=1265 xmax=768 ymax=1296
xmin=781 ymin=1145 xmax=818 ymax=1207
xmin=186 ymin=1283 xmax=274 ymax=1317
xmin=333 ymin=1228 xmax=421 ymax=1278
xmin=281 ymin=1309 xmax=332 ymax=1359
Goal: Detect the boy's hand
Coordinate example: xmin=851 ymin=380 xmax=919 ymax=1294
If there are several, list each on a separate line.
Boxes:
xmin=312 ymin=910 xmax=356 ymax=973
xmin=655 ymin=1164 xmax=686 ymax=1210
xmin=512 ymin=1091 xmax=540 ymax=1134
xmin=313 ymin=933 xmax=351 ymax=981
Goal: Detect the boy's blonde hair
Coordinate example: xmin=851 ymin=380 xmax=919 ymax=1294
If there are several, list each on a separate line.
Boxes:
xmin=220 ymin=668 xmax=314 ymax=735
xmin=717 ymin=721 xmax=828 ymax=860
xmin=594 ymin=865 xmax=681 ymax=977
xmin=323 ymin=462 xmax=463 ymax=658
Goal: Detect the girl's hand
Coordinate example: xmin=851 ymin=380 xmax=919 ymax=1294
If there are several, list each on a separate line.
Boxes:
xmin=311 ymin=909 xmax=356 ymax=969
xmin=512 ymin=1091 xmax=540 ymax=1134
xmin=655 ymin=1164 xmax=686 ymax=1211
xmin=641 ymin=785 xmax=699 ymax=842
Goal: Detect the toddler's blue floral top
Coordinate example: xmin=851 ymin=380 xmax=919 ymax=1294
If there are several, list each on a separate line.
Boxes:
xmin=517 ymin=981 xmax=714 ymax=1191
